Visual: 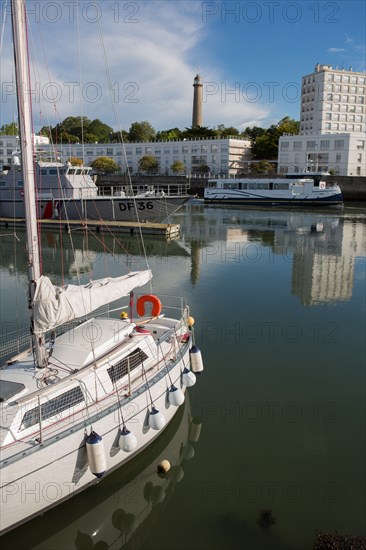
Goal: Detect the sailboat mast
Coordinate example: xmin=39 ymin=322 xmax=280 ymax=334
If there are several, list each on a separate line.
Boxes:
xmin=11 ymin=0 xmax=47 ymax=367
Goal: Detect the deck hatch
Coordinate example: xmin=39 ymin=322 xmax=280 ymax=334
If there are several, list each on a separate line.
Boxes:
xmin=107 ymin=348 xmax=148 ymax=384
xmin=20 ymin=386 xmax=85 ymax=430
xmin=0 ymin=380 xmax=26 ymax=402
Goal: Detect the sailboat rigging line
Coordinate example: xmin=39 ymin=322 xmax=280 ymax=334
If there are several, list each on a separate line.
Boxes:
xmin=141 ymin=360 xmax=155 ymax=408
xmin=0 ymin=0 xmax=8 ymax=56
xmin=92 ymin=0 xmax=151 ymax=277
xmin=87 ymin=228 xmax=132 ymax=264
xmin=78 ymin=379 xmax=93 ymax=431
xmin=173 ymin=328 xmax=188 ymax=371
xmin=111 ymin=366 xmax=127 ymax=428
xmin=158 ymin=340 xmax=174 ymax=386
xmin=75 ymin=4 xmax=85 ymax=164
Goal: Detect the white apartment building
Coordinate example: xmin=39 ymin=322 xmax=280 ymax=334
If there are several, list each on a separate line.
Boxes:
xmin=279 ymin=64 xmax=366 ymax=176
xmin=300 ymin=63 xmax=365 ymax=135
xmin=0 ymin=136 xmax=251 ymax=177
xmin=278 ymin=133 xmax=365 ymax=176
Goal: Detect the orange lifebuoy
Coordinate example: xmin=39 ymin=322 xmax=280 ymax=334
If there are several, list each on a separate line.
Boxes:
xmin=136 ymin=294 xmax=162 ymax=317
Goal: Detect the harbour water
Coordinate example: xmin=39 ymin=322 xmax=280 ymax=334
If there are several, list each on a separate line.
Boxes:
xmin=0 ymin=202 xmax=365 ymax=549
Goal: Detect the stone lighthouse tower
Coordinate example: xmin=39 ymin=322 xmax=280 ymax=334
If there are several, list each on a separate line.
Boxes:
xmin=192 ymin=74 xmax=203 ymax=128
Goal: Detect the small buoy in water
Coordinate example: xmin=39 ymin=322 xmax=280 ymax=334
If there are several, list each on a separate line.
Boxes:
xmin=187 ymin=316 xmax=195 ymax=327
xmin=148 ymin=407 xmax=166 ymax=430
xmin=149 ymin=485 xmax=166 ymax=504
xmin=182 ymin=366 xmax=196 ymax=387
xmin=112 ymin=509 xmax=136 ymax=534
xmin=180 ymin=444 xmax=195 ymax=461
xmin=188 ymin=417 xmax=202 ymax=442
xmin=169 ymin=465 xmax=184 ymax=483
xmin=86 ymin=431 xmax=106 ymax=478
xmin=157 ymin=459 xmax=171 ymax=474
xmin=189 ymin=345 xmax=203 ymax=373
xmin=119 ymin=426 xmax=137 ymax=452
xmin=168 ymin=385 xmax=185 ymax=406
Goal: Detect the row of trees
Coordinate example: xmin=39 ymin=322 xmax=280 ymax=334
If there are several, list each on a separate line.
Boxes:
xmin=1 ymin=116 xmax=299 ymax=156
xmin=85 ymin=155 xmax=185 ymax=175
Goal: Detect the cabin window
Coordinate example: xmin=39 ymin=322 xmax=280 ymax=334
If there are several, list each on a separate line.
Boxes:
xmin=209 ymin=181 xmax=217 ymax=188
xmin=107 ymin=348 xmax=149 ymax=384
xmin=49 ymin=169 xmax=58 ymax=175
xmin=274 ymin=183 xmax=289 ymax=190
xmin=17 ymin=180 xmax=24 ymax=187
xmin=223 ymin=183 xmax=238 ymax=190
xmin=68 ymin=168 xmax=75 ymax=175
xmin=239 ymin=183 xmax=247 ymax=190
xmin=0 ymin=180 xmax=6 ymax=187
xmin=20 ymin=386 xmax=85 ymax=430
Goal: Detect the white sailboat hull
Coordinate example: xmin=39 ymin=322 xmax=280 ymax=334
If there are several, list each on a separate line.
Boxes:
xmin=0 ymin=345 xmax=190 ymax=534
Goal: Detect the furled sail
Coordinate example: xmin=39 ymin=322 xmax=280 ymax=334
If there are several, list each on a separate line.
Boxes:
xmin=33 ymin=270 xmax=152 ymax=335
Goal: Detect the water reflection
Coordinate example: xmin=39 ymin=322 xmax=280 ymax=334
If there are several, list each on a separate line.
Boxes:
xmin=0 ymin=207 xmax=365 ymax=309
xmin=0 ymin=230 xmax=189 ymax=283
xmin=1 ymin=395 xmax=202 ymax=550
xmin=175 ymin=205 xmax=366 ymax=306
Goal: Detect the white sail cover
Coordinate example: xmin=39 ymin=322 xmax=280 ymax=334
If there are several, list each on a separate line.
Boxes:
xmin=33 ymin=270 xmax=152 ymax=335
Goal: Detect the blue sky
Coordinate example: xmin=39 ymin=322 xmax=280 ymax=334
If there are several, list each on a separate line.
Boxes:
xmin=0 ymin=0 xmax=365 ymax=132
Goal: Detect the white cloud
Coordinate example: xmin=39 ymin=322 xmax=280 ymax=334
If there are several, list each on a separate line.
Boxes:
xmin=0 ymin=0 xmax=283 ymax=131
xmin=327 ymin=47 xmax=346 ymax=53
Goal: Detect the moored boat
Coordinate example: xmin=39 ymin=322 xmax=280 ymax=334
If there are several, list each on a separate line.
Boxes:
xmin=0 ymin=148 xmax=190 ymax=223
xmin=204 ymin=172 xmax=343 ymax=207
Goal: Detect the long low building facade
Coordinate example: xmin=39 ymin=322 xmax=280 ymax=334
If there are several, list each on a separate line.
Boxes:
xmin=278 ymin=132 xmax=365 ymax=176
xmin=0 ymin=136 xmax=251 ymax=177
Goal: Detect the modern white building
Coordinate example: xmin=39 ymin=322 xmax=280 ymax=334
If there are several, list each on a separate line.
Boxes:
xmin=300 ymin=63 xmax=365 ymax=135
xmin=0 ymin=136 xmax=251 ymax=177
xmin=278 ymin=64 xmax=366 ymax=176
xmin=278 ymin=132 xmax=365 ymax=176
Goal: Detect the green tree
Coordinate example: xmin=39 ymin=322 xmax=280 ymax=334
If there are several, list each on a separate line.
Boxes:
xmin=90 ymin=156 xmax=119 ymax=174
xmin=138 ymin=155 xmax=159 ymax=174
xmin=0 ymin=122 xmax=18 ymax=135
xmin=109 ymin=130 xmax=129 ymax=143
xmin=251 ymin=117 xmax=299 ymax=160
xmin=87 ymin=119 xmax=113 ymax=142
xmin=68 ymin=156 xmax=83 ymax=166
xmin=171 ymin=160 xmax=185 ymax=174
xmin=250 ymin=160 xmax=275 ymax=174
xmin=129 ymin=121 xmax=156 ymax=142
xmin=83 ymin=133 xmax=99 ymax=143
xmin=213 ymin=124 xmax=239 ymax=138
xmin=156 ymin=127 xmax=183 ymax=141
xmin=39 ymin=125 xmax=52 ymax=139
xmin=192 ymin=164 xmax=210 ymax=174
xmin=57 ymin=116 xmax=91 ymax=141
xmin=240 ymin=126 xmax=266 ymax=140
xmin=182 ymin=126 xmax=216 ymax=139
xmin=277 ymin=116 xmax=300 ymax=135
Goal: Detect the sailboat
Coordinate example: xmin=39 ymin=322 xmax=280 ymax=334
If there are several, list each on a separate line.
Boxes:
xmin=0 ymin=0 xmax=203 ymax=535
